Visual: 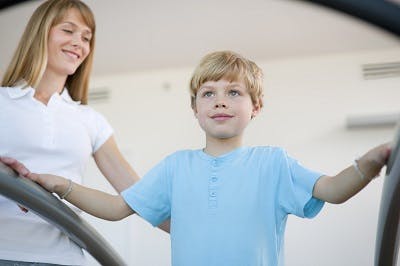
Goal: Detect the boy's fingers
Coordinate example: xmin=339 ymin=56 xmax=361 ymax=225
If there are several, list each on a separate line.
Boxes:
xmin=27 ymin=173 xmax=40 ymax=182
xmin=0 ymin=156 xmax=30 ymax=176
xmin=0 ymin=156 xmax=29 ymax=176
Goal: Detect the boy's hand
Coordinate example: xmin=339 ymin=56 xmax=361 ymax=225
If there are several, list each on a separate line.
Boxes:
xmin=0 ymin=157 xmax=30 ymax=212
xmin=0 ymin=156 xmax=30 ymax=177
xmin=360 ymin=142 xmax=392 ymax=178
xmin=27 ymin=173 xmax=69 ymax=197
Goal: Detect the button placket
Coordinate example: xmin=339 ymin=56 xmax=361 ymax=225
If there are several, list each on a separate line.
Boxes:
xmin=208 ymin=159 xmax=219 ymax=209
xmin=42 ymin=106 xmax=56 ymax=147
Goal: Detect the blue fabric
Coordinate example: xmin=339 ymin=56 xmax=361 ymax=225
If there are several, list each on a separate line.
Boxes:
xmin=122 ymin=146 xmax=324 ymax=266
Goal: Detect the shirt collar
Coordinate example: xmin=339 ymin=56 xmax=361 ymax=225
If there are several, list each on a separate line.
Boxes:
xmin=60 ymin=88 xmax=81 ymax=105
xmin=7 ymin=84 xmax=81 ymax=105
xmin=7 ymin=84 xmax=33 ymax=99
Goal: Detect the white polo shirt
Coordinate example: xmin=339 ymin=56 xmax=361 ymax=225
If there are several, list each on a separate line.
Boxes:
xmin=0 ymin=85 xmax=113 ymax=265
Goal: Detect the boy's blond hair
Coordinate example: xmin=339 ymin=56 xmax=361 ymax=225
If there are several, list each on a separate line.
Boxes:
xmin=190 ymin=51 xmax=264 ymax=109
xmin=1 ymin=0 xmax=95 ymax=104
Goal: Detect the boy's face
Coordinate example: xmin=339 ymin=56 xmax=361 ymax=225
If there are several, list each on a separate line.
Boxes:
xmin=193 ymin=78 xmax=260 ymax=141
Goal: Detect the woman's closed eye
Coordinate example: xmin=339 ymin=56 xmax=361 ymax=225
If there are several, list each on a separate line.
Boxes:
xmin=62 ymin=28 xmax=73 ymax=34
xmin=82 ymin=35 xmax=91 ymax=42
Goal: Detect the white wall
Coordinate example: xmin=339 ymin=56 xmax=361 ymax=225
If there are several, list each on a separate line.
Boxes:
xmin=82 ymin=48 xmax=400 ymax=266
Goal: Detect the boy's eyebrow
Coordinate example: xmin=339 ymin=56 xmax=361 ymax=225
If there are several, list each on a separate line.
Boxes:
xmin=199 ymin=82 xmax=246 ymax=91
xmin=199 ymin=85 xmax=214 ymax=90
xmin=227 ymin=82 xmax=245 ymax=87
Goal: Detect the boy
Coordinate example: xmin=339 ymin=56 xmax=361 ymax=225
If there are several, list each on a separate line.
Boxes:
xmin=27 ymin=51 xmax=391 ymax=266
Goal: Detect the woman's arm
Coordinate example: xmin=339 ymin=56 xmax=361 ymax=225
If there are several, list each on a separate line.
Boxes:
xmin=313 ymin=143 xmax=391 ymax=204
xmin=93 ymin=136 xmax=139 ymax=192
xmin=93 ymin=136 xmax=171 ymax=232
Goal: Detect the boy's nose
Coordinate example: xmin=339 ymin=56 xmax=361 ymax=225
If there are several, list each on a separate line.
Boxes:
xmin=214 ymin=102 xmax=227 ymax=108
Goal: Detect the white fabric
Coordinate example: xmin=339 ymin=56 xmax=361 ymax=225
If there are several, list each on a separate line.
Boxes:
xmin=0 ymin=85 xmax=113 ymax=265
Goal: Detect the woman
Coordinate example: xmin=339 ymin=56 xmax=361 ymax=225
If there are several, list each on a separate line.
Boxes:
xmin=0 ymin=0 xmax=168 ymax=265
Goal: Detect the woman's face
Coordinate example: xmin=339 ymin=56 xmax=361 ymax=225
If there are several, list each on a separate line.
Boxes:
xmin=46 ymin=8 xmax=92 ymax=77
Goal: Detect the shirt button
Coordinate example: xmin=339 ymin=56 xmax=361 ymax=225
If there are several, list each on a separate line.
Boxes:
xmin=211 ymin=177 xmax=218 ymax=182
xmin=212 ymin=160 xmax=218 ymax=167
xmin=210 ymin=191 xmax=217 ymax=197
xmin=209 ymin=200 xmax=217 ymax=208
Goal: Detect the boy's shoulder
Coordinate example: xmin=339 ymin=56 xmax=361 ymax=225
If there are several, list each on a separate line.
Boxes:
xmin=248 ymin=145 xmax=287 ymax=156
xmin=166 ymin=149 xmax=200 ymax=159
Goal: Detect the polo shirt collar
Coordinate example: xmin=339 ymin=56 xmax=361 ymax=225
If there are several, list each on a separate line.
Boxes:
xmin=198 ymin=146 xmax=248 ymax=163
xmin=7 ymin=83 xmax=81 ymax=105
xmin=60 ymin=89 xmax=81 ymax=105
xmin=7 ymin=84 xmax=33 ymax=99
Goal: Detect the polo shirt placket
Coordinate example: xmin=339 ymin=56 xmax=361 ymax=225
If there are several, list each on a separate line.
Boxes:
xmin=41 ymin=102 xmax=56 ymax=149
xmin=208 ymin=159 xmax=219 ymax=210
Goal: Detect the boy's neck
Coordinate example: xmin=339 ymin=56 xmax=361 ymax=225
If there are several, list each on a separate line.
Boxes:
xmin=203 ymin=136 xmax=243 ymax=157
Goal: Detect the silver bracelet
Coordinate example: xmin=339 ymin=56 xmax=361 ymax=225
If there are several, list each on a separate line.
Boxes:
xmin=60 ymin=179 xmax=73 ymax=199
xmin=353 ymin=159 xmax=367 ymax=180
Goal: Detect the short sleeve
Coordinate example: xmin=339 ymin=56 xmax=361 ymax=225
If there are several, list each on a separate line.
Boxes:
xmin=277 ymin=150 xmax=324 ymax=218
xmin=121 ymin=158 xmax=171 ymax=226
xmin=80 ymin=107 xmax=114 ymax=153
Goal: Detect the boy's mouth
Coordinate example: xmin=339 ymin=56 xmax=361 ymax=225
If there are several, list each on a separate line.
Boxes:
xmin=211 ymin=113 xmax=234 ymax=121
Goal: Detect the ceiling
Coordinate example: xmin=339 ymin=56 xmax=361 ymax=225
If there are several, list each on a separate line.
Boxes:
xmin=0 ymin=0 xmax=399 ymax=77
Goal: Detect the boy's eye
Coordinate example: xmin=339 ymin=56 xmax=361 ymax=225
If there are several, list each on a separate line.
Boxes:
xmin=203 ymin=91 xmax=214 ymax=97
xmin=229 ymin=90 xmax=240 ymax=96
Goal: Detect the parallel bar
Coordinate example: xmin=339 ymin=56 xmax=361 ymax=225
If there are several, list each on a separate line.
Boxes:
xmin=375 ymin=127 xmax=400 ymax=266
xmin=0 ymin=162 xmax=126 ymax=266
xmin=299 ymin=0 xmax=400 ymax=37
xmin=0 ymin=0 xmax=32 ymax=10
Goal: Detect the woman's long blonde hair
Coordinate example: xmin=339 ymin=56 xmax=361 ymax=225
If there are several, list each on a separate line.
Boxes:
xmin=1 ymin=0 xmax=96 ymax=104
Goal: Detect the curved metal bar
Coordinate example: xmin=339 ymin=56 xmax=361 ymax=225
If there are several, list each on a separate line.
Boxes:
xmin=0 ymin=162 xmax=126 ymax=266
xmin=375 ymin=127 xmax=400 ymax=266
xmin=300 ymin=0 xmax=400 ymax=37
xmin=0 ymin=0 xmax=33 ymax=10
xmin=298 ymin=2 xmax=400 ymax=265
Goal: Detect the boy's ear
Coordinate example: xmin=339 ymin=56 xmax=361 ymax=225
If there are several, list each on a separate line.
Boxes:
xmin=192 ymin=104 xmax=199 ymax=118
xmin=251 ymin=104 xmax=261 ymax=119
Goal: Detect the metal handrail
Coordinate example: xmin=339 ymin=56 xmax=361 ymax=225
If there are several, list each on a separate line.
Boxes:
xmin=298 ymin=2 xmax=400 ymax=263
xmin=300 ymin=0 xmax=400 ymax=37
xmin=375 ymin=127 xmax=400 ymax=266
xmin=0 ymin=162 xmax=126 ymax=266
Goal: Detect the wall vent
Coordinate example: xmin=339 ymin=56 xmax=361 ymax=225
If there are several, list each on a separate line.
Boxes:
xmin=362 ymin=61 xmax=400 ymax=80
xmin=346 ymin=113 xmax=400 ymax=129
xmin=88 ymin=87 xmax=110 ymax=103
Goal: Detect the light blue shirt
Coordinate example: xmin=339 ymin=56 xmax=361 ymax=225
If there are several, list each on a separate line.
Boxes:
xmin=122 ymin=146 xmax=324 ymax=266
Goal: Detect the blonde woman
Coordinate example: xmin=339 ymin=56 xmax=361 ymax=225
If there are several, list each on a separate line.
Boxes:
xmin=0 ymin=0 xmax=169 ymax=265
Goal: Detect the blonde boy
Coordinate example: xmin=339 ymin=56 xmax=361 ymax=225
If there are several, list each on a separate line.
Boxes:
xmin=29 ymin=51 xmax=390 ymax=266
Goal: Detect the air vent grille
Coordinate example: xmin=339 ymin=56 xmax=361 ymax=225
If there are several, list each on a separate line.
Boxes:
xmin=88 ymin=87 xmax=110 ymax=103
xmin=346 ymin=113 xmax=400 ymax=129
xmin=362 ymin=61 xmax=400 ymax=80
